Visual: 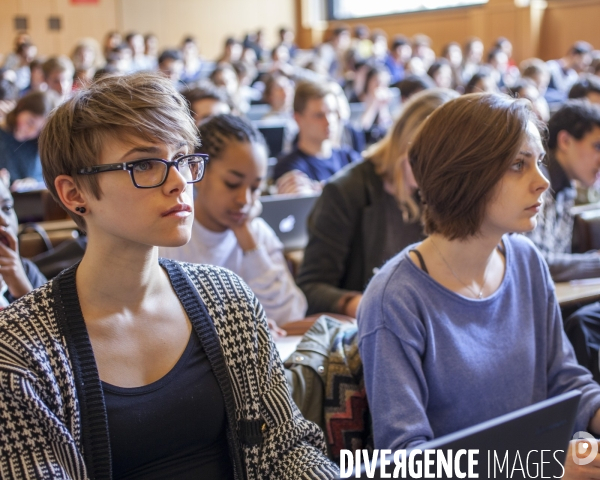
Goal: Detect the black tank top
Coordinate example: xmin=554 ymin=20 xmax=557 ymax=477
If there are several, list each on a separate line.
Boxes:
xmin=102 ymin=332 xmax=234 ymax=480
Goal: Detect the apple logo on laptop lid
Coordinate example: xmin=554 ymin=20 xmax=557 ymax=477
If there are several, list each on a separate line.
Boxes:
xmin=279 ymin=215 xmax=295 ymax=233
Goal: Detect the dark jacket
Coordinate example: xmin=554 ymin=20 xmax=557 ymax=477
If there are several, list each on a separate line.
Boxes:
xmin=297 ymin=160 xmax=424 ymax=314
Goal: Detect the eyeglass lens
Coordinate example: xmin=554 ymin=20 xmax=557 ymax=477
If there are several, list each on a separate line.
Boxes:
xmin=132 ymin=158 xmax=203 ymax=187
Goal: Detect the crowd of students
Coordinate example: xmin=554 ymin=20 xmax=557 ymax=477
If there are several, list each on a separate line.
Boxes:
xmin=2 ymin=23 xmax=600 ymax=479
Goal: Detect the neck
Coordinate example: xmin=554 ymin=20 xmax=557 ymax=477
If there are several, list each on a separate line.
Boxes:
xmin=428 ymin=232 xmax=502 ymax=279
xmin=297 ymin=137 xmax=332 ymax=157
xmin=553 ymin=150 xmax=575 ymax=182
xmin=76 ymin=233 xmax=168 ymax=315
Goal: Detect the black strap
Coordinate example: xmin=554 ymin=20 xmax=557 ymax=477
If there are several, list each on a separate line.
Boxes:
xmin=409 ymin=249 xmax=428 ymax=274
xmin=411 ymin=243 xmax=505 ymax=277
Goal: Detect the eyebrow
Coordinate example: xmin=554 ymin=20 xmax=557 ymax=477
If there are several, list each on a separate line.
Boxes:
xmin=119 ymin=142 xmax=188 ymax=161
xmin=227 ymin=169 xmax=264 ymax=181
xmin=519 ymin=150 xmax=545 ymax=158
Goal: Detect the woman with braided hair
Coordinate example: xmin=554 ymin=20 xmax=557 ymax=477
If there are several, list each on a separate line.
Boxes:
xmin=160 ymin=114 xmax=307 ymax=328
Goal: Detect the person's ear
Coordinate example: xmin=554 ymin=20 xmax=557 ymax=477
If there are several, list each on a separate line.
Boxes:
xmin=556 ymin=130 xmax=573 ymax=153
xmin=54 ymin=175 xmax=89 ymax=215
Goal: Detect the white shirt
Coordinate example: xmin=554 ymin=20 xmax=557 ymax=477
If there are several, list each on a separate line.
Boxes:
xmin=159 ymin=218 xmax=307 ymax=325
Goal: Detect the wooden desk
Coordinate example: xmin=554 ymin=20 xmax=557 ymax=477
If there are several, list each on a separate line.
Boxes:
xmin=555 ymin=279 xmax=600 ymax=307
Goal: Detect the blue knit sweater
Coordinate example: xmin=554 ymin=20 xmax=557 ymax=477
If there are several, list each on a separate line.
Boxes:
xmin=358 ymin=234 xmax=600 ymax=450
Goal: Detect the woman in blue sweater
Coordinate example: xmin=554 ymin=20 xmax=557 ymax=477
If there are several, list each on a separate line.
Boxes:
xmin=358 ymin=93 xmax=600 ymax=478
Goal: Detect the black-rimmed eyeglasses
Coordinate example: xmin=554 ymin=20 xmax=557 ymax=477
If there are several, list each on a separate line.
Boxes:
xmin=77 ymin=154 xmax=209 ymax=188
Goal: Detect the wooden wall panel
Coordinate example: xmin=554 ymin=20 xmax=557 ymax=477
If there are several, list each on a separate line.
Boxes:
xmin=55 ymin=0 xmax=118 ymax=58
xmin=0 ymin=0 xmax=598 ymax=65
xmin=0 ymin=0 xmax=19 ymax=64
xmin=539 ymin=0 xmax=600 ymax=60
xmin=119 ymin=0 xmax=295 ymax=60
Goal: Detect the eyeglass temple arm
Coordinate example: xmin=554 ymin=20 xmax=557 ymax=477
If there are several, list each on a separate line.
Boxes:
xmin=79 ymin=163 xmax=128 ymax=175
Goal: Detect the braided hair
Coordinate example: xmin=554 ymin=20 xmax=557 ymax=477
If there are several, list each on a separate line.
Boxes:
xmin=196 ymin=114 xmax=267 ymax=159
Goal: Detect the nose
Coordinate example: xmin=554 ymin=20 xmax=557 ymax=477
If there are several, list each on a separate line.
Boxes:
xmin=236 ymin=186 xmax=253 ymax=207
xmin=534 ymin=164 xmax=550 ymax=193
xmin=164 ymin=164 xmax=188 ymax=194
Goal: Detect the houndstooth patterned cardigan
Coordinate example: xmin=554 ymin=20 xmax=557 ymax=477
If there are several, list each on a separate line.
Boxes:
xmin=0 ymin=259 xmax=339 ymax=479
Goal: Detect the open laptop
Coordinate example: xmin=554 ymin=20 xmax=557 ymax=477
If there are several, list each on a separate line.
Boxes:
xmin=257 ymin=124 xmax=286 ymax=158
xmin=342 ymin=390 xmax=581 ymax=479
xmin=260 ymin=193 xmax=320 ymax=251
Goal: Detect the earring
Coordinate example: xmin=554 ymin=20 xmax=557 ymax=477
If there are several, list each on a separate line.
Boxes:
xmin=75 ymin=206 xmax=86 ymax=214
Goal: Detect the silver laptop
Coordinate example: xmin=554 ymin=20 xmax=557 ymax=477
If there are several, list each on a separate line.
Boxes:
xmin=260 ymin=193 xmax=320 ymax=251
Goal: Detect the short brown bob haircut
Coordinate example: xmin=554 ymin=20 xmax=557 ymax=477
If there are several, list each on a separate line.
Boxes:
xmin=409 ymin=93 xmax=545 ymax=240
xmin=39 ymin=72 xmax=199 ymax=231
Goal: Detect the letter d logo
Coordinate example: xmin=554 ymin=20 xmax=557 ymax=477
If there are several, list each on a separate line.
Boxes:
xmin=572 ymin=431 xmax=598 ymax=466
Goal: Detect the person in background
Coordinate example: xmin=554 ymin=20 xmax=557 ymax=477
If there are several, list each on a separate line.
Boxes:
xmin=395 ymin=74 xmax=435 ymax=102
xmin=486 ymin=46 xmax=510 ymax=89
xmin=462 ymin=37 xmax=484 ymax=84
xmin=358 ymin=65 xmax=393 ymax=145
xmin=144 ymin=33 xmax=159 ymax=69
xmin=126 ymin=32 xmax=153 ymax=72
xmin=157 ymin=49 xmax=184 ymax=89
xmin=262 ymin=72 xmax=294 ymax=119
xmin=217 ymin=37 xmax=242 ymax=66
xmin=181 ymin=83 xmax=231 ymax=126
xmin=546 ymin=41 xmax=593 ymax=106
xmin=105 ymin=44 xmax=132 ymax=75
xmin=464 ymin=68 xmax=499 ymax=94
xmin=509 ymin=79 xmax=550 ymax=122
xmin=71 ymin=38 xmax=105 ymax=90
xmin=159 ymin=114 xmax=307 ymax=329
xmin=297 ymin=89 xmax=458 ymax=317
xmin=427 ymin=59 xmax=453 ymax=89
xmin=411 ymin=34 xmax=435 ymax=72
xmin=42 ymin=56 xmax=74 ymax=101
xmin=569 ymin=74 xmax=600 ymax=104
xmin=23 ymin=59 xmax=46 ymax=95
xmin=385 ymin=35 xmax=412 ymax=85
xmin=10 ymin=41 xmax=37 ymax=91
xmin=180 ymin=36 xmax=203 ymax=84
xmin=2 ymin=32 xmax=33 ymax=72
xmin=357 ymin=93 xmax=600 ymax=479
xmin=441 ymin=41 xmax=464 ymax=89
xmin=277 ymin=27 xmax=298 ymax=59
xmin=102 ymin=30 xmax=122 ymax=59
xmin=210 ymin=64 xmax=239 ymax=104
xmin=274 ymin=81 xmax=360 ymax=194
xmin=261 ymin=72 xmax=298 ymax=154
xmin=0 ymin=90 xmax=59 ymax=188
xmin=527 ymin=100 xmax=600 ymax=281
xmin=0 ymin=178 xmax=46 ymax=305
xmin=521 ymin=58 xmax=551 ymax=98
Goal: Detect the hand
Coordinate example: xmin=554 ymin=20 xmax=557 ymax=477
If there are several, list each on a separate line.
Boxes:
xmin=267 ymin=319 xmax=287 ymax=339
xmin=230 ymin=198 xmax=262 ymax=253
xmin=344 ymin=294 xmax=362 ymax=318
xmin=276 ymin=170 xmax=322 ymax=195
xmin=563 ymin=439 xmax=600 ymax=479
xmin=0 ymin=227 xmax=34 ymax=299
xmin=10 ymin=177 xmax=42 ymax=193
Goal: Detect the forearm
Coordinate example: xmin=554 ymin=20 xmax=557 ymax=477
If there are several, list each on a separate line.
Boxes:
xmin=240 ymin=246 xmax=307 ymax=324
xmin=545 ymin=251 xmax=600 ymax=282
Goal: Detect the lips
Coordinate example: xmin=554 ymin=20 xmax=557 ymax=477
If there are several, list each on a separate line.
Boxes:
xmin=525 ymin=201 xmax=542 ymax=211
xmin=162 ymin=204 xmax=192 ymax=217
xmin=229 ymin=211 xmax=248 ymax=222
